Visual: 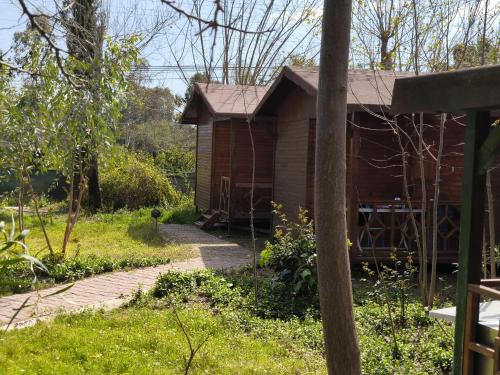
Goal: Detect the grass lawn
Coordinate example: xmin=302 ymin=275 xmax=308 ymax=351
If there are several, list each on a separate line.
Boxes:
xmin=0 ymin=306 xmax=326 ymax=374
xmin=0 ymin=207 xmax=201 ymax=295
xmin=0 ymin=267 xmax=455 ymax=374
xmin=0 ymin=208 xmax=198 ymax=261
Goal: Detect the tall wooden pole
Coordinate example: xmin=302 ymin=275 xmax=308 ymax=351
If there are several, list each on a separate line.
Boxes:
xmin=315 ymin=0 xmax=361 ymax=374
xmin=453 ymin=111 xmax=490 ymax=374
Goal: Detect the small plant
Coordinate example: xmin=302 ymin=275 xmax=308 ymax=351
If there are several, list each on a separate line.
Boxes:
xmin=361 ymin=249 xmax=418 ymax=359
xmin=260 ymin=204 xmax=318 ymax=307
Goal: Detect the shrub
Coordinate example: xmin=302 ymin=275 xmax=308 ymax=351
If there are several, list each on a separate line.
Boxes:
xmin=260 ymin=204 xmax=318 ymax=307
xmin=161 ymin=204 xmax=197 ymax=224
xmin=43 ymin=255 xmax=169 ymax=283
xmin=100 ymin=148 xmax=180 ymax=210
xmin=155 ymin=146 xmax=195 ymax=175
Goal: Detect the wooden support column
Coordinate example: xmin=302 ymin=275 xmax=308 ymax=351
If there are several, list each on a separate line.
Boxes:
xmin=453 ymin=111 xmax=491 ymax=375
xmin=347 ymin=112 xmax=360 ymax=258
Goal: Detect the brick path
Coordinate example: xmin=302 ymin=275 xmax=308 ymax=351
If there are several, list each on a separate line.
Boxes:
xmin=0 ymin=224 xmax=253 ymax=329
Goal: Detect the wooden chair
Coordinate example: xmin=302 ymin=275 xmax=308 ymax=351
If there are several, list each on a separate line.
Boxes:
xmin=464 ymin=279 xmax=500 ymax=374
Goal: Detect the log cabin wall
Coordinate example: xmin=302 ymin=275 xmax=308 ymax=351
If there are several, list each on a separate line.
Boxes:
xmin=211 ymin=120 xmax=231 ymax=210
xmin=206 ymin=118 xmax=276 ymax=221
xmin=230 ymin=119 xmax=275 ymax=221
xmin=194 ymin=105 xmax=213 ymax=211
xmin=273 ymin=86 xmax=316 ymax=223
xmin=354 ymin=112 xmax=404 ymax=202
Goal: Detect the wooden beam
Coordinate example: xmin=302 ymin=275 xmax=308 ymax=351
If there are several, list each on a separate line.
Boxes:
xmin=453 ymin=111 xmax=490 ymax=375
xmin=391 ymin=65 xmax=500 ymax=114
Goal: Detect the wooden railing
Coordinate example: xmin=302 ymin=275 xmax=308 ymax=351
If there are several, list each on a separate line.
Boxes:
xmin=355 ymin=200 xmax=460 ymax=260
xmin=231 ymin=178 xmax=272 ymax=220
xmin=464 ymin=280 xmax=500 ymax=374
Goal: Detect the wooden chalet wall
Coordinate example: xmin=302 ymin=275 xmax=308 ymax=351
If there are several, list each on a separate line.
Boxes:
xmin=195 ymin=106 xmax=213 ymax=211
xmin=273 ymin=86 xmax=316 ymax=222
xmin=211 ymin=120 xmax=231 ymax=210
xmin=211 ymin=119 xmax=275 ymax=221
xmin=193 ymin=98 xmax=275 ymax=221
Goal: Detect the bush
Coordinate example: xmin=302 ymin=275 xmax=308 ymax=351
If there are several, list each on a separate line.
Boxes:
xmin=161 ymin=203 xmax=197 ymax=224
xmin=155 ymin=146 xmax=195 ymax=175
xmin=0 ymin=254 xmax=171 ymax=296
xmin=260 ymin=204 xmax=318 ymax=307
xmin=147 ymin=268 xmax=453 ymax=374
xmin=100 ymin=148 xmax=180 ymax=210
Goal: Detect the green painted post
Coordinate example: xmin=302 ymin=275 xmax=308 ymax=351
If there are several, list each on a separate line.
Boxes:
xmin=453 ymin=111 xmax=490 ymax=374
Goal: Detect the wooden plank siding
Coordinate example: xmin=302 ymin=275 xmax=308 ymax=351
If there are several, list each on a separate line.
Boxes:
xmin=211 ymin=121 xmax=232 ymax=210
xmin=195 ymin=121 xmax=213 ymax=211
xmin=273 ymin=87 xmax=316 ymax=224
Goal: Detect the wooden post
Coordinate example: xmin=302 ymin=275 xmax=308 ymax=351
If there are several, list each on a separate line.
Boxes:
xmin=453 ymin=111 xmax=490 ymax=375
xmin=348 ymin=112 xmax=360 ymax=258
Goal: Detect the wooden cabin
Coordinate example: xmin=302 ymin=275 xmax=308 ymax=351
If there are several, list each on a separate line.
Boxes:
xmin=181 ymin=83 xmax=274 ymax=229
xmin=254 ymin=66 xmax=500 ymax=263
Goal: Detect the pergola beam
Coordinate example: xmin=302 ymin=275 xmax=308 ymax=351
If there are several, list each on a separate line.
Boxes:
xmin=391 ymin=65 xmax=500 ymax=114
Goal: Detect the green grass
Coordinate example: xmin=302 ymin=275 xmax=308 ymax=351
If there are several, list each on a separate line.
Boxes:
xmin=0 ymin=307 xmax=326 ymax=374
xmin=0 ymin=268 xmax=455 ymax=374
xmin=0 ymin=207 xmax=200 ymax=295
xmin=0 ymin=208 xmax=198 ymax=261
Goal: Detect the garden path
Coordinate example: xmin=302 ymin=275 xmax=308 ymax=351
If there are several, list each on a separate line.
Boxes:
xmin=0 ymin=224 xmax=253 ymax=329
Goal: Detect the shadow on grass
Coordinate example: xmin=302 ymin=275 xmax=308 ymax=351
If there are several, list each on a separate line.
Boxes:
xmin=127 ymin=221 xmax=166 ymax=247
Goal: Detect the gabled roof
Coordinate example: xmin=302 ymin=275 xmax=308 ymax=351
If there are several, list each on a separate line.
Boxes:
xmin=181 ymin=82 xmax=269 ymax=124
xmin=255 ymin=66 xmax=414 ymax=115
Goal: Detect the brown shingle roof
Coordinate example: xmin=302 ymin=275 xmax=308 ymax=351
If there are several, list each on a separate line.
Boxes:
xmin=181 ymin=82 xmax=268 ymax=124
xmin=255 ymin=66 xmax=415 ymax=114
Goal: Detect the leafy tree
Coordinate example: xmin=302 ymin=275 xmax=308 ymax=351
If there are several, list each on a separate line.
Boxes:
xmin=452 ymin=37 xmax=499 ymax=68
xmin=1 ymin=28 xmax=139 ymax=259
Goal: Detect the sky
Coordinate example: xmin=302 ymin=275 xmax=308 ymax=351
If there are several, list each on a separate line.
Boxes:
xmin=0 ymin=0 xmax=198 ymax=95
xmin=1 ymin=0 xmax=498 ymax=96
xmin=0 ymin=0 xmax=323 ymax=96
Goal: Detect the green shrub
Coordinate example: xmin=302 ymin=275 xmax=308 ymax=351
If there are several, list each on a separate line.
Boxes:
xmin=147 ymin=269 xmax=453 ymax=374
xmin=260 ymin=204 xmax=318 ymax=307
xmin=153 ymin=270 xmax=246 ymax=308
xmin=43 ymin=255 xmax=169 ymax=283
xmin=0 ymin=254 xmax=171 ymax=296
xmin=100 ymin=147 xmax=180 ymax=210
xmin=155 ymin=146 xmax=195 ymax=175
xmin=161 ymin=204 xmax=197 ymax=224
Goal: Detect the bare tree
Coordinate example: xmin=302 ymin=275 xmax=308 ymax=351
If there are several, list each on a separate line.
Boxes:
xmin=163 ymin=0 xmax=321 ymax=86
xmin=316 ymin=0 xmax=361 ymax=373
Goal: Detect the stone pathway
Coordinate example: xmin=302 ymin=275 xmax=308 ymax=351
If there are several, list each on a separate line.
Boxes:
xmin=0 ymin=224 xmax=253 ymax=329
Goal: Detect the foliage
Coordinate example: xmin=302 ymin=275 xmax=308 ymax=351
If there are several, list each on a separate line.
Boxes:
xmin=260 ymin=204 xmax=318 ymax=308
xmin=0 ymin=216 xmax=46 ymax=288
xmin=452 ymin=37 xmax=499 ymax=68
xmin=150 ymin=269 xmax=453 ymax=374
xmin=0 ymin=208 xmax=197 ymax=295
xmin=0 ymin=254 xmax=169 ymax=296
xmin=123 ymin=84 xmax=182 ymax=126
xmin=0 ymin=306 xmax=325 ymax=374
xmin=0 ymin=26 xmax=140 ymax=259
xmin=100 ymin=147 xmax=181 ymax=210
xmin=155 ymin=146 xmax=196 ymax=175
xmin=161 ymin=203 xmax=198 ymax=225
xmin=121 ymin=82 xmax=195 ymax=163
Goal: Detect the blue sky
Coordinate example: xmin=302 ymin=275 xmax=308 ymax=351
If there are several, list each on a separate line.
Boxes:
xmin=0 ymin=0 xmax=323 ymax=96
xmin=0 ymin=0 xmax=195 ymax=95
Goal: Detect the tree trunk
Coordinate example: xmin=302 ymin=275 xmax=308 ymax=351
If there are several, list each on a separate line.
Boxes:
xmin=428 ymin=113 xmax=446 ymax=307
xmin=418 ymin=112 xmax=429 ymax=304
xmin=315 ymin=0 xmax=361 ymax=374
xmin=87 ymin=153 xmax=102 ymax=211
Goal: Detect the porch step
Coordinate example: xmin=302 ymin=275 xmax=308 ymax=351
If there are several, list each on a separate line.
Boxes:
xmin=194 ymin=210 xmax=220 ymax=230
